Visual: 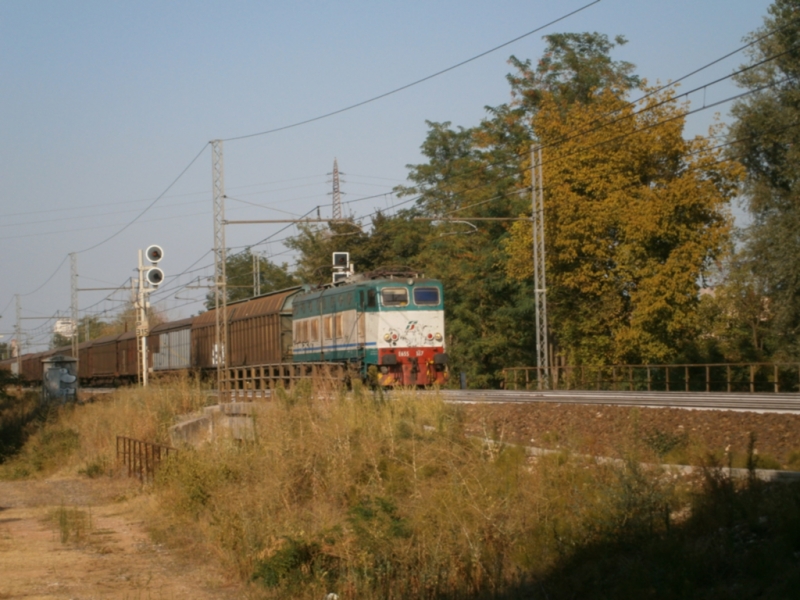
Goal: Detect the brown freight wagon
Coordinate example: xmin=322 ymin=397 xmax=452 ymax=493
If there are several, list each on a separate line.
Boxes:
xmin=117 ymin=330 xmax=139 ymax=381
xmin=88 ymin=333 xmax=122 ymax=382
xmin=150 ymin=317 xmax=193 ymax=371
xmin=192 ymin=287 xmax=301 ymax=369
xmin=20 ymin=351 xmax=46 ymax=382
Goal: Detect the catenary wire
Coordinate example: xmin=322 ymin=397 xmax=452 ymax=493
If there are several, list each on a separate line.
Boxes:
xmin=221 ymin=1 xmax=601 ymax=142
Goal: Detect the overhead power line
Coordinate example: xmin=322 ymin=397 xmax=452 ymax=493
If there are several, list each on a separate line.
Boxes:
xmin=221 ymin=1 xmax=601 ymax=142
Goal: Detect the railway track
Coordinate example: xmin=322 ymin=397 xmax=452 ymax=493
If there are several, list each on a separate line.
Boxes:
xmin=431 ymin=389 xmax=800 ymax=413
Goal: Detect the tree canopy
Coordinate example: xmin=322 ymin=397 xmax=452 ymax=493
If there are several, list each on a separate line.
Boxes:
xmin=726 ymin=0 xmax=800 ymax=359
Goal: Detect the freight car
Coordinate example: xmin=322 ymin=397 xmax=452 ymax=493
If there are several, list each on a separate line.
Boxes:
xmin=5 ymin=268 xmax=448 ymax=388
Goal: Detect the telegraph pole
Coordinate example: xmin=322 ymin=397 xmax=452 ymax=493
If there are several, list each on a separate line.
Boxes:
xmin=532 ymin=146 xmax=550 ymax=389
xmin=211 ymin=140 xmax=228 ymax=397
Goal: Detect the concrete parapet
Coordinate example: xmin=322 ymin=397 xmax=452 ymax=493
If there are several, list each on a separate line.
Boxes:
xmin=169 ymin=402 xmax=269 ymax=447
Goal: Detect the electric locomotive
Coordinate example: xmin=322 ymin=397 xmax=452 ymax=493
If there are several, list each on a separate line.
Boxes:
xmin=292 ymin=262 xmax=448 ymax=386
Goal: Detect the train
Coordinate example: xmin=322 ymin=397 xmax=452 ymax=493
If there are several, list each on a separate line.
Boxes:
xmin=0 ymin=265 xmax=449 ymax=389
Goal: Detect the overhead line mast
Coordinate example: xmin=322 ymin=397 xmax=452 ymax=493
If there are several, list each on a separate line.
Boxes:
xmin=532 ymin=146 xmax=549 ymax=390
xmin=212 ymin=140 xmax=228 ymax=397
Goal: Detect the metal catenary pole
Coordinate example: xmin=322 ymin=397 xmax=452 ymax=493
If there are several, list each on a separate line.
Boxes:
xmin=15 ymin=295 xmax=21 ymax=375
xmin=211 ymin=140 xmax=228 ymax=398
xmin=532 ymin=146 xmax=550 ymax=390
xmin=70 ymin=253 xmax=79 ymax=366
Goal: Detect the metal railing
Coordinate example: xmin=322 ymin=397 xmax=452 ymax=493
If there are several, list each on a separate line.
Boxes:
xmin=116 ymin=436 xmax=177 ymax=482
xmin=503 ymin=363 xmax=800 ymax=393
xmin=223 ymin=362 xmax=347 ymax=401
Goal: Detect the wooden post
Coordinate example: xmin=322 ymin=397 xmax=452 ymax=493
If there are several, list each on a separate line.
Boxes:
xmin=666 ymin=366 xmax=670 ymax=392
xmin=647 ymin=366 xmax=651 ymax=391
xmin=750 ymin=364 xmax=755 ymax=393
xmin=685 ymin=365 xmax=689 ymax=392
xmin=706 ymin=365 xmax=710 ymax=393
xmin=727 ymin=365 xmax=731 ymax=393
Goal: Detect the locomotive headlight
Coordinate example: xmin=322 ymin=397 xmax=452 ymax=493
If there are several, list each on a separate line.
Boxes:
xmin=434 ymin=332 xmax=443 ymax=342
xmin=384 ymin=333 xmax=391 ymax=341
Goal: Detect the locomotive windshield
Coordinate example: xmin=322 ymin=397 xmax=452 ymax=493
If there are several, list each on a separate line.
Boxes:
xmin=413 ymin=287 xmax=440 ymax=306
xmin=381 ymin=288 xmax=408 ymax=306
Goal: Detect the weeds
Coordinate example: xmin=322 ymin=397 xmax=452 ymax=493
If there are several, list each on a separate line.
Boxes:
xmin=6 ymin=376 xmax=800 ymax=598
xmin=50 ymin=505 xmax=92 ymax=544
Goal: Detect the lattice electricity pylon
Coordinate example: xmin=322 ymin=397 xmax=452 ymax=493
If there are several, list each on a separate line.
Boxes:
xmin=531 ymin=146 xmax=550 ymax=390
xmin=211 ymin=139 xmax=228 ymax=394
xmin=330 ymin=158 xmax=344 ymax=221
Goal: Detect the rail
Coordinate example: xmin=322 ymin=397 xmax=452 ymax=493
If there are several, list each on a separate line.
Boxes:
xmin=503 ymin=363 xmax=800 ymax=393
xmin=223 ymin=362 xmax=347 ymax=401
xmin=116 ymin=436 xmax=177 ymax=482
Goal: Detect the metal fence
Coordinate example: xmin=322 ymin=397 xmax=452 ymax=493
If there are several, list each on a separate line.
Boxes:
xmin=503 ymin=363 xmax=800 ymax=393
xmin=223 ymin=362 xmax=347 ymax=401
xmin=116 ymin=436 xmax=177 ymax=482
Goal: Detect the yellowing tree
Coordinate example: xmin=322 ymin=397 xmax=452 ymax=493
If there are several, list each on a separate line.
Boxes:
xmin=504 ymin=87 xmax=742 ymax=364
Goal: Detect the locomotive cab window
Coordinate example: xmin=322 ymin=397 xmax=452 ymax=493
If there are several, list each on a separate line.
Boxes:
xmin=413 ymin=287 xmax=440 ymax=306
xmin=381 ymin=288 xmax=408 ymax=307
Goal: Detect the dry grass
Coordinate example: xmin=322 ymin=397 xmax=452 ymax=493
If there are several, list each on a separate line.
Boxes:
xmin=153 ymin=380 xmax=685 ymax=599
xmin=0 ymin=374 xmax=210 ymax=479
xmin=4 ymin=376 xmax=800 ymax=599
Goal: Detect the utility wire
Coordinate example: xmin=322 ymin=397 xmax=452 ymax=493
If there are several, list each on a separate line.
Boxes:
xmin=221 ymin=1 xmax=601 ymax=142
xmin=77 ymin=143 xmax=209 ymax=254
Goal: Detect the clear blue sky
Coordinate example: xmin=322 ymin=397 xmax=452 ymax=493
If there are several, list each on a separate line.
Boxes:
xmin=0 ymin=0 xmax=773 ymax=351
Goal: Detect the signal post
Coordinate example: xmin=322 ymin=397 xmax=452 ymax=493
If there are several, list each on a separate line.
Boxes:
xmin=136 ymin=245 xmax=164 ymax=386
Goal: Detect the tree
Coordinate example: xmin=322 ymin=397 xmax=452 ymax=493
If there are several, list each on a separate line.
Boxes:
xmin=697 ymin=247 xmax=773 ymax=362
xmin=504 ymin=87 xmax=740 ymax=364
xmin=393 ymin=33 xmax=667 ymax=382
xmin=204 ymin=249 xmax=298 ymax=310
xmin=727 ymin=0 xmax=800 ymax=359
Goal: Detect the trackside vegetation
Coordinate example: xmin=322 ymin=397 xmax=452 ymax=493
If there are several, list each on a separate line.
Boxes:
xmin=3 ymin=380 xmax=799 ymax=599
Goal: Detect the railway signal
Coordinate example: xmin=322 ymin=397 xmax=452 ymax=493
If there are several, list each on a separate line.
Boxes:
xmin=136 ymin=244 xmax=165 ymax=386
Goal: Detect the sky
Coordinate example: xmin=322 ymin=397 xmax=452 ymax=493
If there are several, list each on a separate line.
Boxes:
xmin=0 ymin=0 xmax=774 ymax=352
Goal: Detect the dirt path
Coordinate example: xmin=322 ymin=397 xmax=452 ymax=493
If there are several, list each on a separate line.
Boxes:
xmin=0 ymin=477 xmax=244 ymax=600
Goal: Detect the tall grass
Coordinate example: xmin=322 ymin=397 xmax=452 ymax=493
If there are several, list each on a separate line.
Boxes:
xmin=154 ymin=380 xmax=683 ymax=599
xmin=0 ymin=374 xmax=210 ymax=479
xmin=5 ymin=376 xmax=798 ymax=598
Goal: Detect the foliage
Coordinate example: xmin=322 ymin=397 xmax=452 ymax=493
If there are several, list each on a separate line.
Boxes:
xmin=697 ymin=244 xmax=773 ymax=362
xmin=726 ymin=0 xmax=800 ymax=360
xmin=204 ymin=248 xmax=298 ymax=310
xmin=0 ymin=373 xmax=45 ymax=463
xmin=504 ymin=87 xmax=740 ymax=364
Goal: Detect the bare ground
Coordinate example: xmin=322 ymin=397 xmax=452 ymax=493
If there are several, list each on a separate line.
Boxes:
xmin=459 ymin=402 xmax=800 ymax=467
xmin=0 ymin=476 xmax=245 ymax=600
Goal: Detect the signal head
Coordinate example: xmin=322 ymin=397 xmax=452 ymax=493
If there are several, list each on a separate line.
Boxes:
xmin=145 ymin=267 xmax=164 ymax=287
xmin=146 ymin=245 xmax=164 ymax=264
xmin=332 ymin=252 xmax=349 ymax=268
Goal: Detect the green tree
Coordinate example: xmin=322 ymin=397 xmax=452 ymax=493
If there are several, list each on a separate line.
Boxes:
xmin=727 ymin=0 xmax=800 ymax=359
xmin=697 ymin=248 xmax=772 ymax=362
xmin=504 ymin=87 xmax=740 ymax=364
xmin=204 ymin=249 xmax=298 ymax=310
xmin=392 ymin=33 xmax=653 ymax=383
